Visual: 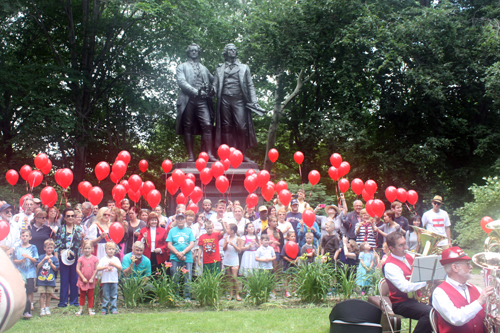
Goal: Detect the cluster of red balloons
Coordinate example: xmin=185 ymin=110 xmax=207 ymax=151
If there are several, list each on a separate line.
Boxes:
xmin=348 ymin=178 xmax=378 ymax=201
xmin=385 ymin=186 xmax=418 ymax=206
xmin=365 ymin=199 xmax=386 ymax=218
xmin=166 ymin=168 xmax=204 ymax=213
xmin=328 ymin=153 xmax=351 ymax=181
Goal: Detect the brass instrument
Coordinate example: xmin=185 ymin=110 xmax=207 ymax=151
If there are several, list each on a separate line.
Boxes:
xmin=472 ymin=252 xmax=500 ymax=333
xmin=485 ymin=220 xmax=500 ymax=252
xmin=410 ymin=226 xmax=448 ymax=256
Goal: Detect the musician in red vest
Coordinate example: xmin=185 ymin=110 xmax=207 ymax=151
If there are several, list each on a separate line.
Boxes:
xmin=432 ymin=246 xmax=499 ymax=332
xmin=383 ymin=232 xmax=433 ymax=333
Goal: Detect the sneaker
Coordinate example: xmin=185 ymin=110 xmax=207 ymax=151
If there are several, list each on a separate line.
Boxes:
xmin=23 ymin=312 xmax=32 ymax=319
xmin=111 ymin=311 xmax=118 ymax=315
xmin=184 ymin=297 xmax=191 ymax=302
xmin=269 ymin=293 xmax=276 ymax=300
xmin=45 ymin=307 xmax=51 ymax=315
xmin=326 ymin=292 xmax=332 ymax=297
xmin=40 ymin=308 xmax=46 ymax=316
xmin=101 ymin=311 xmax=107 ymax=315
xmin=285 ymin=291 xmax=291 ymax=298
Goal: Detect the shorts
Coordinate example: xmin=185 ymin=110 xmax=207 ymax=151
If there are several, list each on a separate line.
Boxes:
xmin=275 ymin=252 xmax=281 ymax=261
xmin=25 ymin=278 xmax=35 ymax=293
xmin=38 ymin=285 xmax=55 ymax=294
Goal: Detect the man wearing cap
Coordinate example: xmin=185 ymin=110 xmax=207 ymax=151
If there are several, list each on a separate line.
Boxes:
xmin=166 ymin=204 xmax=186 ymax=229
xmin=0 ymin=204 xmax=20 ymax=256
xmin=342 ymin=200 xmax=363 ymax=241
xmin=383 ymin=232 xmax=433 ymax=333
xmin=253 ymin=206 xmax=268 ymax=238
xmin=432 ymin=246 xmax=498 ymax=332
xmin=285 ymin=199 xmax=302 ymax=236
xmin=32 ymin=198 xmax=42 ymax=209
xmin=422 ymin=195 xmax=452 ymax=249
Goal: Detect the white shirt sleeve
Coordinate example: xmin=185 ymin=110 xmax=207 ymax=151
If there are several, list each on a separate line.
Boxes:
xmin=432 ymin=287 xmax=483 ymax=326
xmin=384 ymin=262 xmax=427 ymax=293
xmin=421 ymin=212 xmax=429 ymax=228
xmin=443 ymin=211 xmax=451 ymax=227
xmin=87 ymin=224 xmax=97 ymax=241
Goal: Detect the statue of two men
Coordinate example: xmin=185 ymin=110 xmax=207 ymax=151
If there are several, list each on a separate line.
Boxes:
xmin=176 ymin=43 xmax=264 ymax=163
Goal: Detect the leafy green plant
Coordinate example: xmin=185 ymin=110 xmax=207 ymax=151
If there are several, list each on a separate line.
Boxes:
xmin=240 ymin=270 xmax=278 ymax=305
xmin=291 ymin=257 xmax=335 ymax=303
xmin=93 ymin=278 xmax=101 ymax=310
xmin=119 ymin=276 xmax=148 ymax=308
xmin=335 ymin=264 xmax=358 ymax=300
xmin=190 ymin=269 xmax=225 ymax=308
xmin=146 ymin=266 xmax=178 ymax=307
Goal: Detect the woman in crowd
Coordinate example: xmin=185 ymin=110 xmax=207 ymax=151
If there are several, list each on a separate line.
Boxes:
xmin=405 ymin=215 xmax=421 ymax=252
xmin=55 ymin=208 xmax=83 ymax=307
xmin=322 ymin=193 xmax=347 ymax=237
xmin=88 ymin=207 xmax=112 ymax=260
xmin=138 ymin=213 xmax=169 ymax=272
xmin=355 ymin=209 xmax=377 ymax=249
xmin=268 ymin=206 xmax=277 ymax=219
xmin=0 ymin=204 xmax=19 ymax=256
xmin=276 ymin=208 xmax=293 ymax=237
xmin=371 ymin=210 xmax=402 ymax=243
xmin=125 ymin=207 xmax=146 ymax=254
xmin=140 ymin=209 xmax=150 ymax=223
xmin=46 ymin=207 xmax=61 ymax=235
xmin=28 ymin=210 xmax=53 ymax=257
xmin=232 ymin=206 xmax=248 ymax=236
xmin=262 ymin=216 xmax=284 ymax=272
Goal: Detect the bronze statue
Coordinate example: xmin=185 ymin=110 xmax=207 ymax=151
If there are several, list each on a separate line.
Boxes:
xmin=176 ymin=43 xmax=217 ymax=162
xmin=213 ymin=43 xmax=265 ymax=163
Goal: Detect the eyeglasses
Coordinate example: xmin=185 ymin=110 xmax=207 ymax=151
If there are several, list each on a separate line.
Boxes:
xmin=432 ymin=202 xmax=442 ymax=206
xmin=36 ymin=216 xmax=47 ymax=219
xmin=103 ymin=214 xmax=110 ymax=217
xmin=66 ymin=215 xmax=75 ymax=218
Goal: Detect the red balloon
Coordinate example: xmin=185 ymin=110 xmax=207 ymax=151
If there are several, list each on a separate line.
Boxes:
xmin=166 ymin=177 xmax=179 ymax=195
xmin=396 ymin=188 xmax=408 ymax=203
xmin=365 ymin=180 xmax=378 ymax=195
xmin=279 ymin=189 xmax=291 ymax=206
xmin=407 ymin=190 xmax=418 ymax=206
xmin=362 ymin=189 xmax=372 ymax=201
xmin=211 ymin=162 xmax=225 ymax=178
xmin=128 ymin=174 xmax=143 ymax=192
xmin=109 ymin=222 xmax=125 ymax=244
xmin=112 ymin=160 xmax=127 ymax=179
xmin=110 ymin=172 xmax=120 ymax=184
xmin=230 ymin=147 xmax=236 ymax=153
xmin=268 ymin=149 xmax=279 ymax=163
xmin=141 ymin=181 xmax=155 ymax=197
xmin=88 ymin=186 xmax=104 ymax=206
xmin=57 ymin=168 xmax=73 ymax=189
xmin=198 ymin=152 xmax=209 ymax=162
xmin=116 ymin=151 xmax=131 ymax=165
xmin=34 ymin=153 xmax=49 ymax=170
xmin=385 ymin=186 xmax=397 ymax=203
xmin=339 ymin=161 xmax=351 ymax=177
xmin=261 ymin=181 xmax=276 ymax=202
xmin=190 ymin=186 xmax=203 ymax=204
xmin=284 ymin=241 xmax=299 ymax=259
xmin=78 ymin=181 xmax=92 ymax=198
xmin=330 ymin=153 xmax=342 ymax=168
xmin=162 ymin=159 xmax=173 ymax=173
xmin=338 ymin=178 xmax=350 ymax=193
xmin=229 ymin=150 xmax=243 ymax=168
xmin=366 ymin=200 xmax=375 ymax=217
xmin=185 ymin=173 xmax=196 ymax=183
xmin=176 ymin=193 xmax=188 ymax=205
xmin=218 ymin=144 xmax=230 ymax=161
xmin=0 ymin=220 xmax=10 ymax=241
xmin=170 ymin=170 xmax=185 ymax=188
xmin=371 ymin=199 xmax=385 ymax=218
xmin=128 ymin=188 xmax=141 ymax=203
xmin=95 ymin=162 xmax=110 ymax=181
xmin=351 ymin=178 xmax=364 ymax=195
xmin=195 ymin=158 xmax=207 ymax=172
xmin=215 ymin=175 xmax=229 ymax=194
xmin=40 ymin=160 xmax=52 ymax=175
xmin=187 ymin=202 xmax=199 ymax=214
xmin=20 ymin=165 xmax=32 ymax=181
xmin=246 ymin=193 xmax=259 ymax=209
xmin=6 ymin=170 xmax=19 ymax=186
xmin=257 ymin=170 xmax=270 ymax=188
xmin=139 ymin=160 xmax=149 ymax=173
xmin=308 ymin=170 xmax=320 ymax=186
xmin=181 ymin=179 xmax=195 ymax=197
xmin=481 ymin=216 xmax=494 ymax=234
xmin=222 ymin=159 xmax=231 ymax=171
xmin=245 ymin=169 xmax=256 ymax=178
xmin=54 ymin=169 xmax=62 ymax=186
xmin=244 ymin=175 xmax=258 ymax=193
xmin=275 ymin=180 xmax=288 ymax=194
xmin=303 ymin=210 xmax=316 ymax=228
xmin=28 ymin=170 xmax=43 ymax=189
xmin=328 ymin=167 xmax=339 ymax=181
xmin=40 ymin=186 xmax=58 ymax=207
xmin=147 ymin=189 xmax=161 ymax=208
xmin=200 ymin=168 xmax=213 ymax=185
xmin=294 ymin=151 xmax=304 ymax=165
xmin=120 ymin=180 xmax=130 ymax=192
xmin=112 ymin=184 xmax=127 ymax=203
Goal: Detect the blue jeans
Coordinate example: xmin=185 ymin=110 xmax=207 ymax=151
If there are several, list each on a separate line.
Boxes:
xmin=170 ymin=261 xmax=192 ymax=298
xmin=101 ymin=283 xmax=118 ymax=313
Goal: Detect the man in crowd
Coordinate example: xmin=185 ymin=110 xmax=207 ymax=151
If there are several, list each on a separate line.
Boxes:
xmin=122 ymin=241 xmax=151 ymax=278
xmin=202 ymin=199 xmax=214 ymax=220
xmin=432 ymin=246 xmax=498 ymax=332
xmin=13 ymin=198 xmax=35 ymax=231
xmin=286 ymin=199 xmax=302 ymax=236
xmin=154 ymin=205 xmax=168 ymax=228
xmin=80 ymin=202 xmax=95 ymax=232
xmin=253 ymin=206 xmax=268 ymax=237
xmin=342 ymin=200 xmax=363 ymax=240
xmin=422 ymin=195 xmax=452 ymax=249
xmin=296 ymin=189 xmax=310 ymax=213
xmin=209 ymin=200 xmax=230 ymax=232
xmin=32 ymin=198 xmax=42 ymax=209
xmin=383 ymin=232 xmax=432 ymax=333
xmin=107 ymin=200 xmax=115 ymax=209
xmin=392 ymin=201 xmax=409 ymax=232
xmin=167 ymin=204 xmax=186 ymax=228
xmin=92 ymin=205 xmax=99 ymax=216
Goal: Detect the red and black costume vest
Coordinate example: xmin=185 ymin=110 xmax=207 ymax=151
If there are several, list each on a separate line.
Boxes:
xmin=382 ymin=253 xmax=414 ymax=304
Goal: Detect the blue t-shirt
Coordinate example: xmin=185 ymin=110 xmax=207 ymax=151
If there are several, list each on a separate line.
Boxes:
xmin=166 ymin=227 xmax=195 ymax=263
xmin=121 ymin=253 xmax=151 ymax=278
xmin=36 ymin=254 xmax=59 ymax=286
xmin=14 ymin=244 xmax=39 ymax=279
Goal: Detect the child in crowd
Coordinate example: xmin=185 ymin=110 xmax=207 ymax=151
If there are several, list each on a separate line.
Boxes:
xmin=320 ymin=221 xmax=339 ymax=265
xmin=13 ymin=229 xmax=39 ymax=318
xmin=281 ymin=231 xmax=298 ymax=298
xmin=198 ymin=221 xmax=227 ymax=274
xmin=223 ymin=224 xmax=241 ymax=301
xmin=377 ymin=242 xmax=390 ymax=268
xmin=36 ymin=239 xmax=59 ymax=316
xmin=300 ymin=232 xmax=316 ymax=264
xmin=96 ymin=242 xmax=122 ymax=315
xmin=239 ymin=223 xmax=259 ymax=276
xmin=356 ymin=242 xmax=375 ymax=292
xmin=76 ymin=240 xmax=99 ymax=316
xmin=186 ymin=211 xmax=201 ymax=275
xmin=255 ymin=234 xmax=276 ymax=270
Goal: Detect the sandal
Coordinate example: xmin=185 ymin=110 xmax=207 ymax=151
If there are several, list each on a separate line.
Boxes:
xmin=236 ymin=296 xmax=242 ymax=301
xmin=226 ymin=295 xmax=233 ymax=301
xmin=88 ymin=310 xmax=95 ymax=316
xmin=75 ymin=311 xmax=82 ymax=316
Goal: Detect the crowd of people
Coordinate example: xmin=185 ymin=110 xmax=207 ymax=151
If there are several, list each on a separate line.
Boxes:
xmin=1 ymin=191 xmax=496 ymax=332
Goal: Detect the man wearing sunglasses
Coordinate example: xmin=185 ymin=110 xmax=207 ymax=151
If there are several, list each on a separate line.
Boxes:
xmin=422 ymin=195 xmax=452 ymax=249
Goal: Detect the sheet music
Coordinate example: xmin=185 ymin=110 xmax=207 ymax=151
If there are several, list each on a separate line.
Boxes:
xmin=410 ymin=255 xmax=447 ymax=283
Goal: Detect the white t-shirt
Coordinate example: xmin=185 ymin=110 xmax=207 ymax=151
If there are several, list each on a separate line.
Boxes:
xmin=13 ymin=212 xmax=34 ymax=231
xmin=188 ymin=224 xmax=200 ymax=250
xmin=277 ymin=221 xmax=293 ymax=237
xmin=255 ymin=245 xmax=276 ymax=270
xmin=422 ymin=209 xmax=451 ymax=246
xmin=230 ymin=217 xmax=248 ymax=237
xmin=98 ymin=255 xmax=122 ymax=283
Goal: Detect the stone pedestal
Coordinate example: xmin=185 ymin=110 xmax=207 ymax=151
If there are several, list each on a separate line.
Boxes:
xmin=166 ymin=161 xmax=262 ymax=215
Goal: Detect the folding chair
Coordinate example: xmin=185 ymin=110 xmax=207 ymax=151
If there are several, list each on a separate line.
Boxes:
xmin=330 ymin=299 xmax=382 ymax=333
xmin=430 ymin=308 xmax=439 ymax=333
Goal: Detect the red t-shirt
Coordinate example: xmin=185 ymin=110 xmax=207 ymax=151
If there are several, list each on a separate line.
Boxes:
xmin=198 ymin=232 xmax=223 ymax=264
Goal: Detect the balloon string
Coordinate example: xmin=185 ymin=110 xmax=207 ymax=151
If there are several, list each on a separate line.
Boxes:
xmin=273 ymin=164 xmax=276 ymax=182
xmin=299 ymin=165 xmax=304 ymax=193
xmin=335 ymin=181 xmax=339 ymax=206
xmin=227 ymin=170 xmax=235 ymax=202
xmin=12 ymin=186 xmax=15 ymax=209
xmin=58 ymin=194 xmax=64 ymax=210
xmin=405 ymin=202 xmax=413 ymax=215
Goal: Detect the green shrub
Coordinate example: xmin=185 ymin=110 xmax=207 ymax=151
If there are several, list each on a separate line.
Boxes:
xmin=119 ymin=276 xmax=149 ymax=308
xmin=146 ymin=266 xmax=178 ymax=307
xmin=335 ymin=264 xmax=358 ymax=300
xmin=93 ymin=278 xmax=101 ymax=310
xmin=190 ymin=270 xmax=225 ymax=308
xmin=291 ymin=259 xmax=335 ymax=303
xmin=240 ymin=269 xmax=278 ymax=305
